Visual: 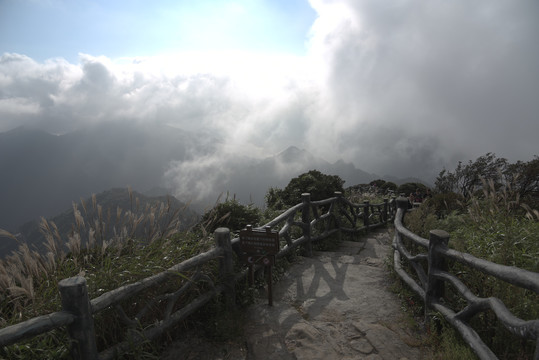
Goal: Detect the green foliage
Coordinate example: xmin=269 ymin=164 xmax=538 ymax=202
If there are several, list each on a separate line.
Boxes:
xmin=430 ymin=320 xmax=478 ymax=360
xmin=14 ymin=188 xmax=199 ymax=257
xmin=435 ymin=153 xmax=539 ymax=207
xmin=0 ymin=231 xmax=213 ymax=359
xmin=370 ymin=179 xmax=397 ymax=192
xmin=397 ymin=182 xmax=427 ymax=197
xmin=0 ymin=188 xmax=216 ymax=360
xmin=435 ymin=153 xmax=508 ymax=197
xmin=199 ymin=199 xmax=261 ymax=234
xmin=428 ymin=192 xmax=466 ymax=219
xmin=265 ymin=170 xmax=345 ymax=210
xmin=402 ymin=186 xmax=539 ymax=359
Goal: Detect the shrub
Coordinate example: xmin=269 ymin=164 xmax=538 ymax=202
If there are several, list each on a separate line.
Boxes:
xmin=402 ymin=186 xmax=539 ymax=359
xmin=200 ymin=199 xmax=261 ymax=234
xmin=265 ymin=170 xmax=345 ymax=210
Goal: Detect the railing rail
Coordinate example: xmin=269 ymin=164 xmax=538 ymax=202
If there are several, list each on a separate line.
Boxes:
xmin=392 ymin=197 xmax=539 ymax=360
xmin=0 ymin=192 xmax=395 ymax=359
xmin=5 ymin=193 xmax=537 ymax=359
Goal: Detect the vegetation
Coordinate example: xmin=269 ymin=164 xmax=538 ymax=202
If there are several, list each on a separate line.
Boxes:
xmin=198 ymin=196 xmax=261 ymax=235
xmin=1 ymin=159 xmax=538 ymax=359
xmin=400 ymin=154 xmax=539 ymax=360
xmin=397 ymin=182 xmax=427 ymax=197
xmin=0 ymin=188 xmax=217 ymax=359
xmin=265 ymin=169 xmax=345 ymax=210
xmin=2 ymin=188 xmax=199 ymax=259
xmin=435 ymin=153 xmax=539 ymax=207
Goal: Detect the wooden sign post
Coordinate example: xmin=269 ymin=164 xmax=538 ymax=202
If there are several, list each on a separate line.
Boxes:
xmin=239 ymin=225 xmax=279 ymax=306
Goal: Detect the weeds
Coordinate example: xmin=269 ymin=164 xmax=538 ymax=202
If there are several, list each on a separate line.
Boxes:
xmin=0 ymin=188 xmax=211 ymax=359
xmin=400 ymin=179 xmax=539 ymax=359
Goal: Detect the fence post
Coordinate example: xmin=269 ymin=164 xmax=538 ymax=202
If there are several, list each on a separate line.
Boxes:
xmin=363 ymin=201 xmax=370 ymax=231
xmin=396 ymin=196 xmax=409 ymax=220
xmin=302 ymin=193 xmax=312 ymax=257
xmin=382 ymin=198 xmax=388 ymax=223
xmin=215 ymin=227 xmax=236 ymax=310
xmin=334 ymin=192 xmax=343 ymax=242
xmin=426 ymin=230 xmax=450 ymax=324
xmin=58 ymin=276 xmax=98 ymax=360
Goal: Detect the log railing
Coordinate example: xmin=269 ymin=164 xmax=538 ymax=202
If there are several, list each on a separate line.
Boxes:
xmin=392 ymin=197 xmax=539 ymax=360
xmin=0 ymin=192 xmax=396 ymax=359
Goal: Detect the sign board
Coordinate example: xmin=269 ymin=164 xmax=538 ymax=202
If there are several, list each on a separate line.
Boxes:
xmin=242 ymin=254 xmax=275 ymax=266
xmin=239 ymin=225 xmax=279 ymax=256
xmin=240 ymin=225 xmax=279 ymax=306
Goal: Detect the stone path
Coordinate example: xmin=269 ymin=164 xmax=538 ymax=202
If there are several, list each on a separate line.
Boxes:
xmin=162 ymin=228 xmax=432 ymax=359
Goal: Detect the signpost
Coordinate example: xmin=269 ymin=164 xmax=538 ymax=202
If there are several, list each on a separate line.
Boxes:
xmin=239 ymin=225 xmax=279 ymax=306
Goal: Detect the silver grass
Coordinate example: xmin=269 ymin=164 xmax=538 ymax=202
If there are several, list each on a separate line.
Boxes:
xmin=92 ymin=193 xmax=97 ymax=212
xmin=0 ymin=228 xmax=17 ymax=241
xmin=80 ymin=197 xmax=88 ymax=217
xmin=116 ymin=205 xmax=122 ymax=222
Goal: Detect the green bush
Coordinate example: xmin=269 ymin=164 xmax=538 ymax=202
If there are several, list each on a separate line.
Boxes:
xmin=265 ymin=170 xmax=345 ymax=210
xmin=200 ymin=199 xmax=261 ymax=234
xmin=428 ymin=192 xmax=466 ymax=219
xmin=402 ymin=188 xmax=539 ymax=359
xmin=397 ymin=182 xmax=427 ymax=197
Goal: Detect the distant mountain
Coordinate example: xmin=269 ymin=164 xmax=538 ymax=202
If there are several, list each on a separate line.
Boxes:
xmin=0 ymin=188 xmax=199 ymax=258
xmin=0 ymin=123 xmax=216 ymax=232
xmin=184 ymin=146 xmax=406 ymax=209
xmin=0 ymin=123 xmax=429 ymax=237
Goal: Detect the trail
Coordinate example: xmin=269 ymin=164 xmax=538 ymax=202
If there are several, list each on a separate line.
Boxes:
xmin=162 ymin=228 xmax=432 ymax=359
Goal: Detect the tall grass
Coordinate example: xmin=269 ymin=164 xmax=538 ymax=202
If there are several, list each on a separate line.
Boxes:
xmin=403 ymin=180 xmax=539 ymax=359
xmin=0 ymin=189 xmax=212 ymax=359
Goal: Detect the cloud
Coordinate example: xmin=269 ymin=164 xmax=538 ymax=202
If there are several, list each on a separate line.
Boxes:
xmin=1 ymin=0 xmax=538 ymax=191
xmin=300 ymin=0 xmax=539 ymax=180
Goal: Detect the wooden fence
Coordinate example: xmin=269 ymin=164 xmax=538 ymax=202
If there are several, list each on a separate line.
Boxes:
xmin=0 ymin=192 xmax=395 ymax=359
xmin=392 ymin=197 xmax=539 ymax=360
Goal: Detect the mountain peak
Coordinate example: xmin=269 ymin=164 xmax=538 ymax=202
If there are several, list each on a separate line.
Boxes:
xmin=276 ymin=146 xmax=309 ymax=162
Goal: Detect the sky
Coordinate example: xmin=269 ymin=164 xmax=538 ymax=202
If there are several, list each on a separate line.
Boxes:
xmin=1 ymin=0 xmax=538 ymax=185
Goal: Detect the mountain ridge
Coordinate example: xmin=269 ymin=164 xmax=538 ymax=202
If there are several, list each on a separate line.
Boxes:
xmin=0 ymin=124 xmax=429 ymax=233
xmin=1 ymin=188 xmax=198 ymax=258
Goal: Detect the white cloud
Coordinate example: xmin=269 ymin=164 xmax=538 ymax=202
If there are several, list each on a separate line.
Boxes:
xmin=1 ymin=0 xmax=538 ymax=188
xmin=0 ymin=97 xmax=40 ymax=114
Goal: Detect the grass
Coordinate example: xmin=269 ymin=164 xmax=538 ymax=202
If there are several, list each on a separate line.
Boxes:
xmin=0 ymin=187 xmax=321 ymax=359
xmin=397 ymin=181 xmax=539 ymax=359
xmin=0 ymin=189 xmax=215 ymax=359
xmin=3 ymin=185 xmax=499 ymax=359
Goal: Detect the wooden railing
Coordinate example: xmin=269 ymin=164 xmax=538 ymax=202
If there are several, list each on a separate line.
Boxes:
xmin=0 ymin=192 xmax=396 ymax=360
xmin=392 ymin=197 xmax=539 ymax=360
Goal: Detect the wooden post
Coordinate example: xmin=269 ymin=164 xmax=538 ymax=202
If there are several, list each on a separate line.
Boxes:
xmin=58 ymin=276 xmax=98 ymax=360
xmin=334 ymin=192 xmax=343 ymax=242
xmin=215 ymin=227 xmax=236 ymax=310
xmin=301 ymin=193 xmax=312 ymax=257
xmin=363 ymin=201 xmax=370 ymax=231
xmin=267 ymin=265 xmax=273 ymax=306
xmin=382 ymin=198 xmax=389 ymax=223
xmin=426 ymin=230 xmax=450 ymax=322
xmin=396 ymin=196 xmax=409 ymax=217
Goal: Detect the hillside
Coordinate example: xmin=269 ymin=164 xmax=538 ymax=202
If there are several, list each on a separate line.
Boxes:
xmin=0 ymin=123 xmax=215 ymax=232
xmin=0 ymin=188 xmax=199 ymax=258
xmin=0 ymin=124 xmax=430 ymax=234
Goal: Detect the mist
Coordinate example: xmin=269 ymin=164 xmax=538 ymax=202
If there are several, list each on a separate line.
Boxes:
xmin=1 ymin=0 xmax=538 ymax=223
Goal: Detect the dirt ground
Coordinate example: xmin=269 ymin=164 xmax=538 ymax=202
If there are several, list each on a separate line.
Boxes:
xmin=161 ymin=228 xmax=433 ymax=359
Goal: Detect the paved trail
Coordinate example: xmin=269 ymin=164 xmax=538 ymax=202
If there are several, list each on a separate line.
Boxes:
xmin=163 ymin=228 xmax=432 ymax=359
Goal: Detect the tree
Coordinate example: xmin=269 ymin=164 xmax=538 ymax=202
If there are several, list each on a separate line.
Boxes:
xmin=505 ymin=156 xmax=539 ymax=206
xmin=369 ymin=179 xmax=397 ymax=193
xmin=397 ymin=182 xmax=427 ymax=197
xmin=265 ymin=170 xmax=345 ymax=209
xmin=381 ymin=181 xmax=398 ymax=193
xmin=435 ymin=153 xmax=509 ymax=197
xmin=200 ymin=199 xmax=261 ymax=233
